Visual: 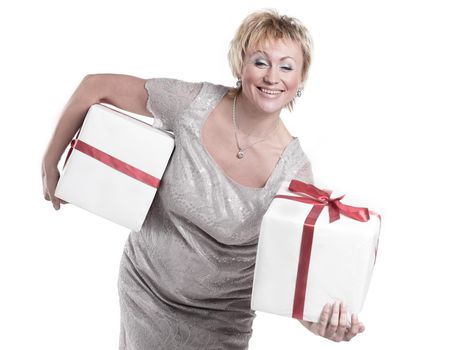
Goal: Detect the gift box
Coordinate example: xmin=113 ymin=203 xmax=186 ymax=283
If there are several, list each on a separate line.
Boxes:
xmin=251 ymin=180 xmax=380 ymax=323
xmin=55 ymin=104 xmax=175 ymax=231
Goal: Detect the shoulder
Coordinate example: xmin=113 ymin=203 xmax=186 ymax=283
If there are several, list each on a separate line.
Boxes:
xmin=145 ymin=78 xmax=229 ymax=100
xmin=288 ymin=139 xmax=314 ymax=183
xmin=145 ymin=77 xmax=203 ymax=95
xmin=200 ymin=81 xmax=230 ymax=98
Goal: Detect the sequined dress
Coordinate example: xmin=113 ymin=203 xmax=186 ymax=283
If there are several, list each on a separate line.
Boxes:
xmin=117 ymin=78 xmax=314 ymax=350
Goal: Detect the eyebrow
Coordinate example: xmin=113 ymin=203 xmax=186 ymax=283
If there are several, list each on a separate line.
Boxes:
xmin=253 ymin=50 xmax=296 ymax=62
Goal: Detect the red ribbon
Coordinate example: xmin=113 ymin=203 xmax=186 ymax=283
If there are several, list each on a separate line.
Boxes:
xmin=64 ymin=138 xmax=161 ymax=188
xmin=275 ymin=180 xmax=370 ymax=223
xmin=273 ymin=180 xmax=373 ymax=320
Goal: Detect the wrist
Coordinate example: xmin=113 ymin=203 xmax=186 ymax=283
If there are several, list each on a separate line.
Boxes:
xmin=42 ymin=152 xmax=61 ymax=169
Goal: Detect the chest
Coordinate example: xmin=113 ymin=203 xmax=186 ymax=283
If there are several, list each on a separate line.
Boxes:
xmin=155 ymin=88 xmax=304 ymax=242
xmin=200 ymin=101 xmax=284 ymax=189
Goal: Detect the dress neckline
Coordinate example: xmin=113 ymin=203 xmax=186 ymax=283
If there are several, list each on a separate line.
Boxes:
xmin=197 ymin=83 xmax=298 ymax=191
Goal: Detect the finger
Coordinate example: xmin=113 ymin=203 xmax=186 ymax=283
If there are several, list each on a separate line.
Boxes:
xmin=335 ymin=303 xmax=348 ymax=340
xmin=350 ymin=314 xmax=360 ymax=334
xmin=299 ymin=320 xmax=317 ymax=335
xmin=52 ymin=200 xmax=60 ymax=210
xmin=299 ymin=320 xmax=313 ymax=328
xmin=50 ymin=194 xmax=60 ymax=210
xmin=43 ymin=181 xmax=51 ymax=202
xmin=46 ymin=177 xmax=60 ymax=210
xmin=326 ymin=302 xmax=340 ymax=338
xmin=298 ymin=319 xmax=312 ymax=331
xmin=358 ymin=323 xmax=365 ymax=333
xmin=344 ymin=313 xmax=360 ymax=341
xmin=317 ymin=303 xmax=332 ymax=337
xmin=45 ymin=185 xmax=57 ymax=209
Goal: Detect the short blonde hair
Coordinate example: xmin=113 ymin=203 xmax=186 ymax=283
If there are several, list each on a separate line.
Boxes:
xmin=228 ymin=9 xmax=313 ymax=111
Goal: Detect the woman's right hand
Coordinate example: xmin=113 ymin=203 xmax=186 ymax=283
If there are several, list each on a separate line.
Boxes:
xmin=41 ymin=160 xmax=66 ymax=210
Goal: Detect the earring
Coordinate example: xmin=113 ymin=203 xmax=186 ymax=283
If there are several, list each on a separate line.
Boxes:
xmin=236 ymin=79 xmax=242 ymax=88
xmin=296 ymin=88 xmax=303 ymax=98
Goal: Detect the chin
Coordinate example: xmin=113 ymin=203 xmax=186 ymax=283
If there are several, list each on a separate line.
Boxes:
xmin=256 ymin=103 xmax=284 ymax=114
xmin=253 ymin=95 xmax=290 ymax=114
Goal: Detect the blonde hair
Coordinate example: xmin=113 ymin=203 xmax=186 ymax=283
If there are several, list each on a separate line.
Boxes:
xmin=228 ymin=9 xmax=313 ymax=111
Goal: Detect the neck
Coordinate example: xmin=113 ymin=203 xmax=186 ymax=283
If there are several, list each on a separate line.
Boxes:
xmin=234 ymin=93 xmax=281 ymax=138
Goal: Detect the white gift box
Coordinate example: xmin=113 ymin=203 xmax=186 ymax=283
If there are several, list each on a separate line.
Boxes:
xmin=55 ymin=104 xmax=175 ymax=231
xmin=251 ymin=180 xmax=380 ymax=323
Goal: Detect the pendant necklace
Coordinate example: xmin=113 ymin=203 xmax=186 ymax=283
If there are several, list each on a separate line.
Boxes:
xmin=232 ymin=95 xmax=280 ymax=159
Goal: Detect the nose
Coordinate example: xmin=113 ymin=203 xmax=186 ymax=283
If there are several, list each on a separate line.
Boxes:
xmin=263 ymin=67 xmax=280 ymax=85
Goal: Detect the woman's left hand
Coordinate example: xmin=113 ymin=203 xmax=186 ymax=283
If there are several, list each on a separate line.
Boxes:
xmin=298 ymin=302 xmax=365 ymax=342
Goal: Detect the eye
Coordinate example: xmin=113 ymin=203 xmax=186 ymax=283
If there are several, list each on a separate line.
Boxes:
xmin=254 ymin=59 xmax=269 ymax=68
xmin=280 ymin=64 xmax=293 ymax=71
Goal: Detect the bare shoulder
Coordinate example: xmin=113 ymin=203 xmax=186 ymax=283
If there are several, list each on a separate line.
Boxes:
xmin=84 ymin=73 xmax=150 ymax=117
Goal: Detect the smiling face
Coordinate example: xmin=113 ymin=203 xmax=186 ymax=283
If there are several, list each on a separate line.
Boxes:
xmin=239 ymin=38 xmax=304 ymax=115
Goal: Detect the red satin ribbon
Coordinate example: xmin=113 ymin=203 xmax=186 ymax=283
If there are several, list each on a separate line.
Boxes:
xmin=291 ymin=204 xmax=325 ymax=319
xmin=65 ymin=138 xmax=161 ymax=188
xmin=275 ymin=180 xmax=370 ymax=223
xmin=273 ymin=179 xmax=374 ymax=320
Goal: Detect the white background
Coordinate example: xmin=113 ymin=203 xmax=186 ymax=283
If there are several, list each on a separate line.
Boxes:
xmin=1 ymin=0 xmax=459 ymax=349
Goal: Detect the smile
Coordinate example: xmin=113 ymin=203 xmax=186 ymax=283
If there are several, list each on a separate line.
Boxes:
xmin=257 ymin=87 xmax=284 ymax=95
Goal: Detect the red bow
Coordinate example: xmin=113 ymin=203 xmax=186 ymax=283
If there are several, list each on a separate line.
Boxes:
xmin=275 ymin=180 xmax=370 ymax=223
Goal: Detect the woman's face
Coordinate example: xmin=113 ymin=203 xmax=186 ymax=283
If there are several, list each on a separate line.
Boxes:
xmin=240 ymin=38 xmax=304 ymax=115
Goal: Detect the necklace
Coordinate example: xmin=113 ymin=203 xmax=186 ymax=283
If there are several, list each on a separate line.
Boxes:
xmin=232 ymin=95 xmax=280 ymax=159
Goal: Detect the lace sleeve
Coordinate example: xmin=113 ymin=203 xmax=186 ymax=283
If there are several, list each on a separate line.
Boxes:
xmin=144 ymin=78 xmax=203 ymax=132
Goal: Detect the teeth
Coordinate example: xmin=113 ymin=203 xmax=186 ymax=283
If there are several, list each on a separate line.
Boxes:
xmin=260 ymin=88 xmax=282 ymax=95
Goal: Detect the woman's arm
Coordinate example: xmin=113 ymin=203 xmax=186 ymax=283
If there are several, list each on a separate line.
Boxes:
xmin=41 ymin=73 xmax=149 ymax=210
xmin=43 ymin=74 xmax=149 ymax=166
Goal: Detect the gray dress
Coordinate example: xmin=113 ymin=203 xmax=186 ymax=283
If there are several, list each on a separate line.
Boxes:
xmin=117 ymin=78 xmax=314 ymax=350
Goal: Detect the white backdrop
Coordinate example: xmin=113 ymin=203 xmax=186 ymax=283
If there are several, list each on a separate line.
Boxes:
xmin=1 ymin=0 xmax=459 ymax=349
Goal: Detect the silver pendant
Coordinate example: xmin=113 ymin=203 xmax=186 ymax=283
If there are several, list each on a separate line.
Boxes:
xmin=237 ymin=150 xmax=244 ymax=159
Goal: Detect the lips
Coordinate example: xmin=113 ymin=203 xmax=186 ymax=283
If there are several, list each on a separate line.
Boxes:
xmin=258 ymin=87 xmax=284 ymax=95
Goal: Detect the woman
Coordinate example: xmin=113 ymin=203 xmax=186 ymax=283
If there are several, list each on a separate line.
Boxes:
xmin=42 ymin=9 xmax=365 ymax=349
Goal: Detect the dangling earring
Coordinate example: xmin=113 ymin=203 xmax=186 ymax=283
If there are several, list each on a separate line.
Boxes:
xmin=236 ymin=79 xmax=242 ymax=89
xmin=296 ymin=88 xmax=303 ymax=98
